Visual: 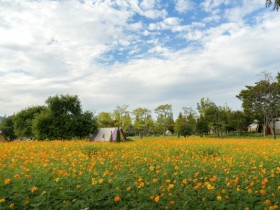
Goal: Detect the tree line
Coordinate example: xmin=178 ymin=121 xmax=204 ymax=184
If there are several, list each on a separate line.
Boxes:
xmin=1 ymin=72 xmax=280 ymax=140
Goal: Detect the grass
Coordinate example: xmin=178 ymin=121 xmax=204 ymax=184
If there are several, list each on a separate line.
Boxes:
xmin=1 ymin=138 xmax=280 ymax=209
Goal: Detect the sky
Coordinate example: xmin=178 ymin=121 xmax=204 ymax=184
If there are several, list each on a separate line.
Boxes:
xmin=0 ymin=0 xmax=280 ymax=118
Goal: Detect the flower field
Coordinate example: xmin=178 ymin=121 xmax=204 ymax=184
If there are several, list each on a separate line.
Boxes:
xmin=1 ymin=137 xmax=280 ymax=210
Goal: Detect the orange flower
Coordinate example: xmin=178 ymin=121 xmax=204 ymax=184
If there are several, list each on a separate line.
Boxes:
xmin=182 ymin=179 xmax=188 ymax=184
xmin=260 ymin=189 xmax=266 ymax=195
xmin=14 ymin=174 xmax=20 ymax=179
xmin=154 ymin=196 xmax=160 ymax=202
xmin=262 ymin=178 xmax=269 ymax=185
xmin=210 ymin=176 xmax=217 ymax=182
xmin=114 ymin=196 xmax=120 ymax=202
xmin=31 ymin=186 xmax=38 ymax=193
xmin=9 ymin=203 xmax=14 ymax=209
xmin=170 ymin=200 xmax=175 ymax=205
xmin=264 ymin=199 xmax=271 ymax=205
xmin=4 ymin=179 xmax=11 ymax=185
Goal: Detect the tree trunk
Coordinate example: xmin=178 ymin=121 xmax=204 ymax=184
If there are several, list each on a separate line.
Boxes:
xmin=272 ymin=120 xmax=276 ymax=139
xmin=263 ymin=124 xmax=266 ymax=137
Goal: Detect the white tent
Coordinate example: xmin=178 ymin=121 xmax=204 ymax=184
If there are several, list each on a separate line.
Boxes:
xmin=90 ymin=127 xmax=126 ymax=142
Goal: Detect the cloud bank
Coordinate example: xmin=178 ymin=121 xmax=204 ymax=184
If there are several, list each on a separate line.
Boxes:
xmin=0 ymin=0 xmax=280 ymax=117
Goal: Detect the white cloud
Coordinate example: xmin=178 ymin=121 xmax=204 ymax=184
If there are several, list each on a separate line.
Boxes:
xmin=175 ymin=0 xmax=195 ymax=13
xmin=0 ymin=0 xmax=280 ymax=118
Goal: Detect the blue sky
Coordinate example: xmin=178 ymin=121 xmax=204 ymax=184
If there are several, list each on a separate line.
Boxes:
xmin=0 ymin=0 xmax=280 ymax=117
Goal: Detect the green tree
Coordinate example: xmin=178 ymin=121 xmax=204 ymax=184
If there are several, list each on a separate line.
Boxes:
xmin=227 ymin=110 xmax=249 ymax=136
xmin=0 ymin=115 xmax=17 ymax=140
xmin=182 ymin=107 xmax=197 ymax=134
xmin=97 ymin=112 xmax=114 ymax=127
xmin=132 ymin=107 xmax=152 ymax=136
xmin=32 ymin=94 xmax=97 ymax=140
xmin=196 ymin=117 xmax=209 ymax=136
xmin=154 ymin=104 xmax=174 ymax=136
xmin=13 ymin=106 xmax=46 ymax=139
xmin=197 ymin=98 xmax=219 ymax=135
xmin=266 ymin=0 xmax=280 ymax=10
xmin=174 ymin=113 xmax=192 ymax=137
xmin=113 ymin=105 xmax=132 ymax=132
xmin=237 ymin=73 xmax=280 ymax=138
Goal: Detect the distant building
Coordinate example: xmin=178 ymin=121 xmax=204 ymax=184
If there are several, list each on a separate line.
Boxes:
xmin=248 ymin=119 xmax=280 ymax=135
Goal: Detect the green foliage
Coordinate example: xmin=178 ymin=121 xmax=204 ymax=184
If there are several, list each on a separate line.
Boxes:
xmin=32 ymin=94 xmax=97 ymax=140
xmin=266 ymin=0 xmax=280 ymax=10
xmin=237 ymin=73 xmax=280 ymax=138
xmin=113 ymin=105 xmax=132 ymax=132
xmin=0 ymin=115 xmax=17 ymax=140
xmin=196 ymin=118 xmax=209 ymax=135
xmin=13 ymin=106 xmax=46 ymax=139
xmin=174 ymin=112 xmax=193 ymax=137
xmin=132 ymin=107 xmax=154 ymax=135
xmin=154 ymin=104 xmax=174 ymax=134
xmin=97 ymin=112 xmax=114 ymax=127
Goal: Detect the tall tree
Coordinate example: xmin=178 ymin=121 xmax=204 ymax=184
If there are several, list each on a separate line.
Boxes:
xmin=33 ymin=94 xmax=97 ymax=140
xmin=97 ymin=112 xmax=115 ymax=127
xmin=13 ymin=106 xmax=46 ymax=139
xmin=266 ymin=0 xmax=280 ymax=10
xmin=0 ymin=115 xmax=17 ymax=140
xmin=197 ymin=98 xmax=219 ymax=135
xmin=182 ymin=107 xmax=197 ymax=134
xmin=113 ymin=105 xmax=132 ymax=132
xmin=174 ymin=112 xmax=192 ymax=137
xmin=154 ymin=104 xmax=174 ymax=135
xmin=132 ymin=107 xmax=152 ymax=136
xmin=237 ymin=73 xmax=280 ymax=138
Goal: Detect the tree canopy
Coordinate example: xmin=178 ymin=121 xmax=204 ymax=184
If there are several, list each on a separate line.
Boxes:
xmin=237 ymin=73 xmax=280 ymax=138
xmin=266 ymin=0 xmax=280 ymax=10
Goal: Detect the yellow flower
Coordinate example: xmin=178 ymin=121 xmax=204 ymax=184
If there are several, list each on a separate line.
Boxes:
xmin=217 ymin=195 xmax=222 ymax=201
xmin=0 ymin=198 xmax=5 ymax=203
xmin=207 ymin=184 xmax=215 ymax=190
xmin=91 ymin=178 xmax=97 ymax=185
xmin=98 ymin=178 xmax=104 ymax=184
